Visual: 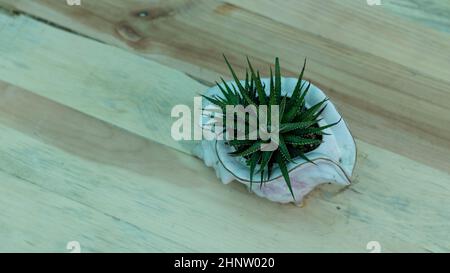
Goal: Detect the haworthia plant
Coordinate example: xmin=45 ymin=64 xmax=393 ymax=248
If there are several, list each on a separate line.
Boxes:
xmin=203 ymin=55 xmax=340 ymax=200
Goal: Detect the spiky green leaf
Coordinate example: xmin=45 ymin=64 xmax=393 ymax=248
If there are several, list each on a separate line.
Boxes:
xmin=278 ymin=135 xmax=293 ymax=163
xmin=298 ymin=98 xmax=328 ymax=121
xmin=229 ymin=141 xmax=261 ymax=157
xmin=284 ymin=135 xmax=322 ymax=146
xmin=283 ymin=82 xmax=311 ymax=122
xmin=258 ymin=151 xmax=274 ymax=174
xmin=298 ymin=119 xmax=341 ymax=135
xmin=247 ymin=57 xmax=268 ymax=105
xmin=274 ymin=58 xmax=281 ymax=102
xmin=280 ymin=120 xmax=317 ymax=133
xmin=276 ymin=152 xmax=295 ymax=200
xmin=269 ymin=67 xmax=276 ymax=106
xmin=223 ymin=55 xmax=256 ymax=106
xmin=249 ymin=152 xmax=260 ymax=189
xmin=288 ymin=59 xmax=307 ymax=108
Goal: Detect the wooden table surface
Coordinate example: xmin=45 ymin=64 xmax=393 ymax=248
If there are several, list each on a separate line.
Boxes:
xmin=0 ymin=0 xmax=449 ymax=253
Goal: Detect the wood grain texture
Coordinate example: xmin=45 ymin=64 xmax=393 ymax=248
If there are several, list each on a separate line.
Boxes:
xmin=0 ymin=82 xmax=449 ymax=253
xmin=0 ymin=1 xmax=449 ymax=252
xmin=0 ymin=11 xmax=205 ymax=154
xmin=1 ymin=0 xmax=449 ymax=173
xmin=383 ymin=0 xmax=450 ymax=33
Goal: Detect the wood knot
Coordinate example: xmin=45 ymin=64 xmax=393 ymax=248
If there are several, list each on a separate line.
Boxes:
xmin=115 ymin=22 xmax=143 ymax=43
xmin=214 ymin=3 xmax=238 ymax=15
xmin=131 ymin=7 xmax=175 ymax=20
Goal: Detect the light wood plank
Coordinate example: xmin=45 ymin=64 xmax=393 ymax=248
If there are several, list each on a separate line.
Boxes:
xmin=226 ymin=0 xmax=450 ymax=81
xmin=383 ymin=0 xmax=450 ymax=33
xmin=0 ymin=171 xmax=189 ymax=252
xmin=0 ymin=11 xmax=205 ymax=154
xmin=2 ymin=0 xmax=449 ymax=80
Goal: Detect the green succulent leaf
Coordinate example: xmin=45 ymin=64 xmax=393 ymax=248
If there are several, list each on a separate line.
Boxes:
xmin=244 ymin=69 xmax=249 ymax=90
xmin=269 ymin=67 xmax=276 ymax=106
xmin=298 ymin=98 xmax=328 ymax=121
xmin=284 ymin=82 xmax=311 ymax=122
xmin=298 ymin=82 xmax=311 ymax=107
xmin=201 ymin=95 xmax=225 ymax=110
xmin=298 ymin=119 xmax=342 ymax=135
xmin=258 ymin=150 xmax=274 ymax=174
xmin=274 ymin=57 xmax=282 ymax=103
xmin=227 ymin=139 xmax=255 ymax=146
xmin=216 ymin=80 xmax=237 ymax=105
xmin=280 ymin=120 xmax=317 ymax=133
xmin=247 ymin=57 xmax=268 ymax=105
xmin=278 ymin=135 xmax=293 ymax=163
xmin=229 ymin=141 xmax=261 ymax=157
xmin=276 ymin=152 xmax=295 ymax=201
xmin=284 ymin=135 xmax=322 ymax=146
xmin=279 ymin=95 xmax=287 ymax=120
xmin=287 ymin=58 xmax=307 ymax=109
xmin=267 ymin=160 xmax=273 ymax=183
xmin=249 ymin=152 xmax=260 ymax=189
xmin=260 ymin=169 xmax=265 ymax=188
xmin=259 ymin=150 xmax=274 ymax=188
xmin=223 ymin=55 xmax=256 ymax=106
xmin=297 ymin=151 xmax=315 ymax=164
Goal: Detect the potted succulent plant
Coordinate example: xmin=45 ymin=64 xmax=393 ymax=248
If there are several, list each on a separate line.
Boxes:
xmin=194 ymin=56 xmax=356 ymax=204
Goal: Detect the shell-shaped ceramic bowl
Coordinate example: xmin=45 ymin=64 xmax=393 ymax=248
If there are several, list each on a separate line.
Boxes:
xmin=193 ymin=78 xmax=356 ymax=204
